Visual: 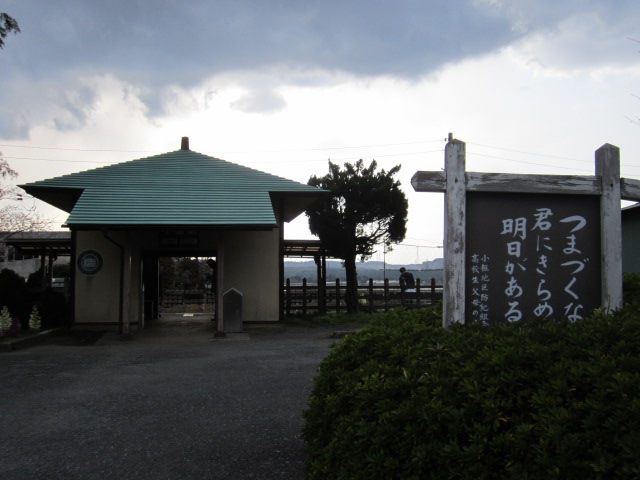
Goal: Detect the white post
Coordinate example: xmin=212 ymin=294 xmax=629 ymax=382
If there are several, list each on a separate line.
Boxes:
xmin=595 ymin=144 xmax=623 ymax=311
xmin=444 ymin=138 xmax=466 ymax=327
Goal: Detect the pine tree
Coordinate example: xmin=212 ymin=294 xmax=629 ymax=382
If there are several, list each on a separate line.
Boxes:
xmin=307 ymin=160 xmax=408 ymax=313
xmin=29 ymin=306 xmax=41 ymax=331
xmin=0 ymin=305 xmax=12 ymax=337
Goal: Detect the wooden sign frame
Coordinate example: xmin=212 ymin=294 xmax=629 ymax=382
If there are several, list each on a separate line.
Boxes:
xmin=411 ymin=137 xmax=640 ymax=327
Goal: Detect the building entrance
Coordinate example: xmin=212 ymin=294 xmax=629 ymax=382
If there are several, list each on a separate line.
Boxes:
xmin=143 ymin=252 xmax=217 ymax=327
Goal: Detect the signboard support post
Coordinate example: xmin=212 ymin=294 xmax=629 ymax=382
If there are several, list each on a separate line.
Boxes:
xmin=444 ymin=139 xmax=467 ymax=327
xmin=596 ymin=144 xmax=623 ymax=311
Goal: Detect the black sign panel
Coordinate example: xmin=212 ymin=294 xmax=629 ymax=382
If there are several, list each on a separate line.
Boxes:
xmin=159 ymin=229 xmax=199 ymax=248
xmin=465 ymin=192 xmax=601 ymax=324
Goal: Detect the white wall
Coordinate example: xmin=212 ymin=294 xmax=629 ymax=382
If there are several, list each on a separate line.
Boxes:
xmin=223 ymin=229 xmax=280 ymax=322
xmin=75 ymin=231 xmax=123 ymax=325
xmin=73 ymin=228 xmax=281 ymax=328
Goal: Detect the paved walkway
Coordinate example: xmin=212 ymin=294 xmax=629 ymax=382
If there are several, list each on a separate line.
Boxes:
xmin=0 ymin=316 xmax=344 ymax=480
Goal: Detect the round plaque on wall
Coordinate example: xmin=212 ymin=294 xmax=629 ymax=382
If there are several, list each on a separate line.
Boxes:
xmin=77 ymin=250 xmax=104 ymax=275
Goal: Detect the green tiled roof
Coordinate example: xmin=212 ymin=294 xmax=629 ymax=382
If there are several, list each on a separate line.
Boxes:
xmin=21 ymin=149 xmax=327 ymax=227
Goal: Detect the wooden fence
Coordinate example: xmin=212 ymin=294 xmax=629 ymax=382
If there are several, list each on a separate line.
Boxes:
xmin=284 ymin=277 xmax=442 ymax=316
xmin=161 ymin=290 xmax=215 ymax=308
xmin=160 ymin=279 xmax=443 ymax=316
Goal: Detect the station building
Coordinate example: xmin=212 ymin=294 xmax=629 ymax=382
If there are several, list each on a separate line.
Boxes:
xmin=20 ymin=138 xmax=328 ymax=334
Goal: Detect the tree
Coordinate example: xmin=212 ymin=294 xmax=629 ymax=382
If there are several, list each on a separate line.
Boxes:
xmin=307 ymin=159 xmax=408 ymax=313
xmin=1 ymin=155 xmax=52 ymax=259
xmin=0 ymin=13 xmax=20 ymax=49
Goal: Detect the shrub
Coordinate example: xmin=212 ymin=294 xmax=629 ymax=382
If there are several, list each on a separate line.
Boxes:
xmin=623 ymin=272 xmax=640 ymax=306
xmin=0 ymin=268 xmax=30 ymax=325
xmin=29 ymin=306 xmax=42 ymax=331
xmin=0 ymin=305 xmax=12 ymax=337
xmin=303 ymin=306 xmax=640 ymax=479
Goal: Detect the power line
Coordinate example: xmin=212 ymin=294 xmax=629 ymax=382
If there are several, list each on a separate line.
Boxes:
xmin=467 ymin=141 xmax=589 ymax=163
xmin=2 ymin=149 xmax=447 ymax=166
xmin=3 ymin=138 xmax=639 ymax=175
xmin=215 ymin=138 xmax=447 ymax=154
xmin=469 ymin=153 xmax=595 ymax=173
xmin=246 ymin=149 xmax=445 ymax=165
xmin=394 ymin=242 xmax=443 ymax=248
xmin=0 ymin=144 xmax=157 ymax=154
xmin=0 ymin=138 xmax=446 ymax=155
xmin=4 ymin=156 xmax=111 ymax=164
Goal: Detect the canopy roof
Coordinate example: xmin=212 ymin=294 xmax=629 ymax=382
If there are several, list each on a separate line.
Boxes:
xmin=20 ymin=146 xmax=328 ymax=228
xmin=3 ymin=231 xmax=72 ymax=255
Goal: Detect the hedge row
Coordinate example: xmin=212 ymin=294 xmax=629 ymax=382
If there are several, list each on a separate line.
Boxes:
xmin=303 ymin=305 xmax=640 ymax=479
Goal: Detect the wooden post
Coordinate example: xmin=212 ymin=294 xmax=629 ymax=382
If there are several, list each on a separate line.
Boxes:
xmin=444 ymin=138 xmax=466 ymax=327
xmin=430 ymin=277 xmax=436 ymax=305
xmin=215 ymin=238 xmax=225 ymax=337
xmin=368 ymin=278 xmax=374 ymax=314
xmin=321 ymin=253 xmax=327 ymax=314
xmin=596 ymin=144 xmax=623 ymax=311
xmin=47 ymin=251 xmax=54 ymax=289
xmin=415 ymin=277 xmax=421 ymax=308
xmin=285 ymin=278 xmax=291 ymax=316
xmin=39 ymin=251 xmax=46 ymax=290
xmin=384 ymin=278 xmax=389 ymax=312
xmin=316 ymin=255 xmax=326 ymax=314
xmin=122 ymin=241 xmax=132 ymax=335
xmin=302 ymin=278 xmax=307 ymax=317
xmin=335 ymin=278 xmax=341 ymax=313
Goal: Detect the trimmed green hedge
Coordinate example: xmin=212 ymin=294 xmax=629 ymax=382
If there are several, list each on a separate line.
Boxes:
xmin=303 ymin=306 xmax=640 ymax=479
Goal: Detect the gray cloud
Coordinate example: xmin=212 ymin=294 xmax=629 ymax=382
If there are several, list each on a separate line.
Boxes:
xmin=230 ymin=88 xmax=286 ymax=114
xmin=5 ymin=1 xmax=517 ymax=82
xmin=1 ymin=0 xmax=638 ymax=138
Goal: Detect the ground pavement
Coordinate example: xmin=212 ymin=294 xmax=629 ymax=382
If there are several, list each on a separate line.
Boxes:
xmin=0 ymin=315 xmax=347 ymax=480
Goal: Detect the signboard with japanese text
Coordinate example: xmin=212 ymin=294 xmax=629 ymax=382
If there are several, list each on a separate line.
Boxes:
xmin=159 ymin=229 xmax=199 ymax=248
xmin=465 ymin=192 xmax=601 ymax=324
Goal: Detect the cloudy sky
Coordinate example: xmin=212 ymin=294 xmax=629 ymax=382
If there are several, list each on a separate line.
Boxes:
xmin=1 ymin=0 xmax=639 ymax=265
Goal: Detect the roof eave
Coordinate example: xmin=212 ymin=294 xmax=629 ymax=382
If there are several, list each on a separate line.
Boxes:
xmin=20 ymin=185 xmax=83 ymax=213
xmin=271 ymin=190 xmax=332 ymax=223
xmin=63 ymin=223 xmax=279 ymax=231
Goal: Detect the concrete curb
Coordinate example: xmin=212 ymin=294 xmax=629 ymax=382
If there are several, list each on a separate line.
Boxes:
xmin=0 ymin=329 xmax=57 ymax=352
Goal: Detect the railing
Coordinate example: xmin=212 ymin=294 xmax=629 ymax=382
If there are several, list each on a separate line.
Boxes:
xmin=160 ymin=279 xmax=443 ymax=315
xmin=161 ymin=290 xmax=215 ymax=308
xmin=284 ymin=277 xmax=442 ymax=316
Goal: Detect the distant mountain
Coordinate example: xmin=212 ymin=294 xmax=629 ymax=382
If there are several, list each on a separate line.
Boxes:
xmin=284 ymin=258 xmax=444 ymax=284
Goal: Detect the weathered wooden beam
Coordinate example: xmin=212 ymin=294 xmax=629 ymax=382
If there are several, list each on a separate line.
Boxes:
xmin=621 ymin=177 xmax=640 ymax=202
xmin=466 ymin=173 xmax=601 ymax=195
xmin=596 ymin=144 xmax=623 ymax=311
xmin=411 ymin=171 xmax=446 ymax=192
xmin=412 ymin=171 xmax=602 ymax=195
xmin=443 ymin=140 xmax=466 ymax=327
